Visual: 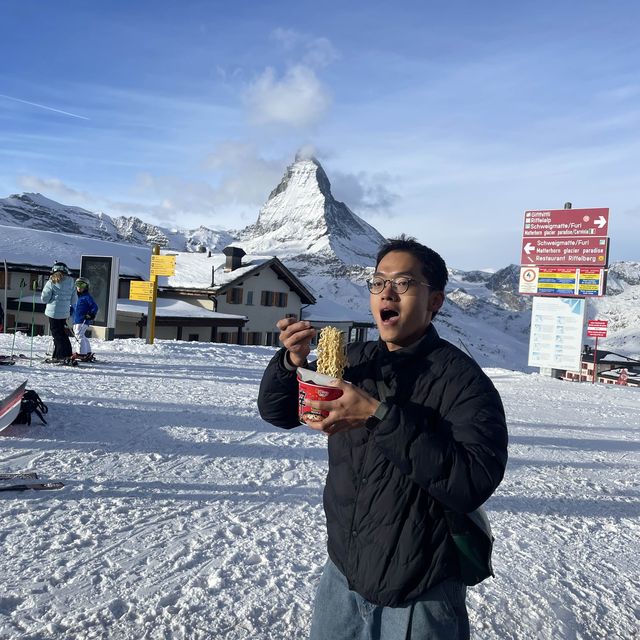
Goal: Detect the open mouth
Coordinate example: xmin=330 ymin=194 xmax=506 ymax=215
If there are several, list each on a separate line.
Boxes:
xmin=380 ymin=308 xmax=399 ymax=323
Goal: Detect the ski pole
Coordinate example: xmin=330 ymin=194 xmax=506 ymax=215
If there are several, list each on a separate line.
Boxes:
xmin=10 ymin=278 xmax=26 ymax=358
xmin=29 ymin=281 xmax=37 ymax=367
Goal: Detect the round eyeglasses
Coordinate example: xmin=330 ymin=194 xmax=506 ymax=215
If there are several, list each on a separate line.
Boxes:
xmin=366 ymin=277 xmax=431 ymax=295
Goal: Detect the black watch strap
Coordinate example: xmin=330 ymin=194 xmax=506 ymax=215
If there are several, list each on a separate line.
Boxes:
xmin=365 ymin=401 xmax=391 ymax=430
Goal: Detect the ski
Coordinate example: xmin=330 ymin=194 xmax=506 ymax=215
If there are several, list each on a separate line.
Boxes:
xmin=0 ymin=482 xmax=64 ymax=492
xmin=0 ymin=472 xmax=39 ymax=480
xmin=43 ymin=358 xmax=79 ymax=367
xmin=71 ymin=354 xmax=98 ymax=363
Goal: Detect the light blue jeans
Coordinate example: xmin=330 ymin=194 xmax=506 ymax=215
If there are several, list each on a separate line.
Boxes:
xmin=309 ymin=559 xmax=469 ymax=640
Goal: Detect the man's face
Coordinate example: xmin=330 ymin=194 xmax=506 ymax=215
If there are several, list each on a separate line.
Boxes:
xmin=370 ymin=250 xmax=444 ymax=351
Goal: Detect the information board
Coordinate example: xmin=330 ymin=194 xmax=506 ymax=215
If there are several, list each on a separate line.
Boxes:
xmin=80 ymin=256 xmax=120 ymax=329
xmin=528 ymin=297 xmax=586 ymax=371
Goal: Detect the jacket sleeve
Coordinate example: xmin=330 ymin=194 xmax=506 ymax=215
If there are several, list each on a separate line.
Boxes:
xmin=41 ymin=280 xmax=53 ymax=304
xmin=90 ymin=297 xmax=99 ymax=315
xmin=371 ymin=361 xmax=508 ymax=514
xmin=257 ymin=348 xmax=304 ymax=429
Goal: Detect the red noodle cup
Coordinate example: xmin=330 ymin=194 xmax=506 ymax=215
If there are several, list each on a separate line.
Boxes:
xmin=297 ymin=367 xmax=343 ymax=423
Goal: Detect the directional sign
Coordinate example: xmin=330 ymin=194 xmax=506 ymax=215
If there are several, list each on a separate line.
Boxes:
xmin=129 ymin=280 xmax=155 ymax=302
xmin=587 ymin=319 xmax=608 ymax=338
xmin=523 ymin=208 xmax=609 ymax=238
xmin=521 ymin=237 xmax=608 ymax=267
xmin=150 ymin=255 xmax=176 ymax=277
xmin=519 ymin=267 xmax=606 ymax=297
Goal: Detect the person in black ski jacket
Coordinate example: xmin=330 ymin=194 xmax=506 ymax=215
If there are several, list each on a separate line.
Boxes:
xmin=258 ymin=235 xmax=508 ymax=640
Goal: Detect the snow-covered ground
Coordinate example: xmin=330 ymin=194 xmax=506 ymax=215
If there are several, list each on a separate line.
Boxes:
xmin=0 ymin=333 xmax=638 ymax=639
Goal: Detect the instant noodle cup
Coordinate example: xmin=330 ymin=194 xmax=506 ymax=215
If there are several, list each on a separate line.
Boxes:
xmin=297 ymin=367 xmax=343 ymax=423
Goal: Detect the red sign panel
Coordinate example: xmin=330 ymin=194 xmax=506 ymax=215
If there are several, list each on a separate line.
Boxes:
xmin=587 ymin=319 xmax=608 ymax=338
xmin=521 ymin=237 xmax=609 ymax=267
xmin=523 ymin=208 xmax=609 ymax=238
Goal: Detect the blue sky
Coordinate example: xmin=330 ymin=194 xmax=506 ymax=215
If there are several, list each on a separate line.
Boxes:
xmin=1 ymin=0 xmax=638 ymax=269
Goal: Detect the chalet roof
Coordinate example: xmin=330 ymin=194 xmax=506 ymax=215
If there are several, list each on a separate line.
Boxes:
xmin=157 ymin=251 xmax=316 ymax=305
xmin=583 ymin=349 xmax=640 ymax=365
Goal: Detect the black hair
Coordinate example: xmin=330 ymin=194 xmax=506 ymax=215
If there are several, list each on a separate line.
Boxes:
xmin=375 ymin=235 xmax=448 ymax=321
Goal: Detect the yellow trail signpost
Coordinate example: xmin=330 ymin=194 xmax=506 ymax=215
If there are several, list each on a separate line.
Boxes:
xmin=128 ymin=247 xmax=176 ymax=344
xmin=129 ymin=281 xmax=154 ymax=302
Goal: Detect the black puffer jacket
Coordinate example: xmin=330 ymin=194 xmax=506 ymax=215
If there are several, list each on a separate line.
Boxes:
xmin=258 ymin=324 xmax=508 ymax=607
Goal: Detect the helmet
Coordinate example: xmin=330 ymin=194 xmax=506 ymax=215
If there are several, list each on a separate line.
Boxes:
xmin=51 ymin=262 xmax=70 ymax=275
xmin=75 ymin=277 xmax=90 ymax=290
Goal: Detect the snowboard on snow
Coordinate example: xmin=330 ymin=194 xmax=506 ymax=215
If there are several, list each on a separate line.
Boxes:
xmin=0 ymin=381 xmax=27 ymax=432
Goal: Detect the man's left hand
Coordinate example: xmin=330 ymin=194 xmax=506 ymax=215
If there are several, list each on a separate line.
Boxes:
xmin=304 ymin=380 xmax=380 ymax=435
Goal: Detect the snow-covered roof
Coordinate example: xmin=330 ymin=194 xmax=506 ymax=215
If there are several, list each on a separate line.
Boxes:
xmin=0 ymin=224 xmax=150 ymax=278
xmin=157 ymin=251 xmax=271 ymax=290
xmin=600 ymin=352 xmax=640 ymax=364
xmin=155 ymin=250 xmax=315 ymax=304
xmin=117 ymin=298 xmax=246 ymax=320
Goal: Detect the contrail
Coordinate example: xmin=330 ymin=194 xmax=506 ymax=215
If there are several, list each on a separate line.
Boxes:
xmin=0 ymin=93 xmax=90 ymax=120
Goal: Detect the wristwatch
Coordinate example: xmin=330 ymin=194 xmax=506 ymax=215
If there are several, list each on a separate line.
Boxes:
xmin=365 ymin=401 xmax=391 ymax=430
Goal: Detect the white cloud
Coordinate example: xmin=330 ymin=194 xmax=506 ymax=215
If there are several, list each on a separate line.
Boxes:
xmin=330 ymin=170 xmax=400 ymax=216
xmin=204 ymin=141 xmax=285 ymax=206
xmin=18 ymin=175 xmax=91 ymax=203
xmin=270 ymin=28 xmax=339 ymax=68
xmin=245 ymin=65 xmax=331 ymax=128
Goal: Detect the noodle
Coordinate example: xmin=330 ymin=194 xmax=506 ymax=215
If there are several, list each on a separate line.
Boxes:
xmin=316 ymin=326 xmax=346 ymax=379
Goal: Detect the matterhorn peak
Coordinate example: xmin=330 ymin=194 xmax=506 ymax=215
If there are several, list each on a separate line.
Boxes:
xmin=236 ymin=155 xmax=385 ymax=272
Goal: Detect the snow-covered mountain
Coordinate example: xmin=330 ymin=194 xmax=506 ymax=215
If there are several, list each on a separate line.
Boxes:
xmin=0 ymin=193 xmax=235 ymax=253
xmin=235 ymin=154 xmax=385 ymax=272
xmin=1 ymin=155 xmax=638 ymax=368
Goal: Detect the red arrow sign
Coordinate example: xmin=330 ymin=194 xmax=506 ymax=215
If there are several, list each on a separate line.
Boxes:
xmin=523 ymin=208 xmax=609 ymax=238
xmin=521 ymin=237 xmax=609 ymax=267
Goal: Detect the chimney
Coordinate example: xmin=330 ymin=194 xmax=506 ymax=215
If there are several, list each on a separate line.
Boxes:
xmin=223 ymin=246 xmax=246 ymax=272
xmin=211 ymin=266 xmax=216 ymax=287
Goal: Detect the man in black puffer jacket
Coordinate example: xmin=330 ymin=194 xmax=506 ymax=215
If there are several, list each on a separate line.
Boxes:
xmin=258 ymin=235 xmax=508 ymax=640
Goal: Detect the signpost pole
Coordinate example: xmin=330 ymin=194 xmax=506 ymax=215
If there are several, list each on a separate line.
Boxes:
xmin=593 ymin=336 xmax=598 ymax=384
xmin=147 ymin=245 xmax=160 ymax=345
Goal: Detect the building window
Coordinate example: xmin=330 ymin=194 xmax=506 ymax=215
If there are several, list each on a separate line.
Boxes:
xmin=261 ymin=291 xmax=288 ymax=307
xmin=246 ymin=291 xmax=253 ymax=305
xmin=264 ymin=331 xmax=280 ymax=347
xmin=245 ymin=331 xmax=262 ymax=345
xmin=226 ymin=288 xmax=243 ymax=304
xmin=188 ymin=333 xmax=199 ymax=342
xmin=261 ymin=291 xmax=273 ymax=306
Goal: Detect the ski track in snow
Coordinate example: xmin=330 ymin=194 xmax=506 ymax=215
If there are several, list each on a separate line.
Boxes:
xmin=0 ymin=335 xmax=638 ymax=639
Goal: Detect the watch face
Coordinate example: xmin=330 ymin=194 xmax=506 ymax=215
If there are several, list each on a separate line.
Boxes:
xmin=365 ymin=415 xmax=380 ymax=430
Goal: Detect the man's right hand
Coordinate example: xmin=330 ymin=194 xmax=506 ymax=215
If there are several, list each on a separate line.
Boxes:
xmin=276 ymin=317 xmax=316 ymax=368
